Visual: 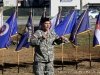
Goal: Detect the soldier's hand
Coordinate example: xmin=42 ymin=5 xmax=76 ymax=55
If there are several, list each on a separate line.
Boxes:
xmin=33 ymin=34 xmax=38 ymax=38
xmin=60 ymin=36 xmax=65 ymax=40
xmin=42 ymin=34 xmax=48 ymax=39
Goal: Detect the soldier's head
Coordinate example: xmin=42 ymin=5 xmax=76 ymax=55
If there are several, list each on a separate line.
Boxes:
xmin=41 ymin=17 xmax=51 ymax=31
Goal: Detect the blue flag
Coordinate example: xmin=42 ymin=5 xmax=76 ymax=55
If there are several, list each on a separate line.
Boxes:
xmin=38 ymin=10 xmax=46 ymax=29
xmin=15 ymin=10 xmax=33 ymax=51
xmin=0 ymin=11 xmax=18 ymax=49
xmin=50 ymin=11 xmax=62 ymax=31
xmin=15 ymin=32 xmax=30 ymax=51
xmin=93 ymin=13 xmax=100 ymax=47
xmin=55 ymin=10 xmax=77 ymax=36
xmin=69 ymin=9 xmax=90 ymax=47
xmin=11 ymin=11 xmax=18 ymax=36
xmin=25 ymin=10 xmax=34 ymax=34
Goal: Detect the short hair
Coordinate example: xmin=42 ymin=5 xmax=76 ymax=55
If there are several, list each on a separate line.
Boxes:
xmin=41 ymin=17 xmax=50 ymax=23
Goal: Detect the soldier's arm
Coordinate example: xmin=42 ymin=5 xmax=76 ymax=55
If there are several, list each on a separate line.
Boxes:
xmin=53 ymin=32 xmax=69 ymax=45
xmin=30 ymin=30 xmax=44 ymax=47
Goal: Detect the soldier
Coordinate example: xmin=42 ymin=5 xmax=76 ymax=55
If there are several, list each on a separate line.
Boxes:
xmin=30 ymin=17 xmax=68 ymax=75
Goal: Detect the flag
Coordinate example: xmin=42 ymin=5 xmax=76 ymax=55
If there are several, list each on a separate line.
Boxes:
xmin=55 ymin=10 xmax=77 ymax=36
xmin=50 ymin=11 xmax=62 ymax=31
xmin=25 ymin=10 xmax=34 ymax=35
xmin=93 ymin=13 xmax=100 ymax=47
xmin=38 ymin=9 xmax=46 ymax=29
xmin=69 ymin=9 xmax=90 ymax=47
xmin=15 ymin=10 xmax=33 ymax=51
xmin=0 ymin=11 xmax=18 ymax=49
xmin=11 ymin=11 xmax=18 ymax=36
xmin=15 ymin=32 xmax=30 ymax=51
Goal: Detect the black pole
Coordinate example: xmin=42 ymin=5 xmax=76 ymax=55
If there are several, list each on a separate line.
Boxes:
xmin=90 ymin=60 xmax=91 ymax=69
xmin=76 ymin=62 xmax=78 ymax=69
xmin=80 ymin=0 xmax=82 ymax=13
xmin=61 ymin=43 xmax=64 ymax=71
xmin=62 ymin=62 xmax=64 ymax=70
xmin=16 ymin=0 xmax=18 ymax=18
xmin=17 ymin=52 xmax=20 ymax=73
xmin=2 ymin=65 xmax=4 ymax=74
xmin=33 ymin=62 xmax=34 ymax=73
xmin=75 ymin=45 xmax=78 ymax=69
xmin=18 ymin=64 xmax=19 ymax=73
xmin=2 ymin=50 xmax=4 ymax=74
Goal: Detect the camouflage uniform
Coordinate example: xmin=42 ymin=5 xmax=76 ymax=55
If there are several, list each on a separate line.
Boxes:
xmin=30 ymin=30 xmax=68 ymax=75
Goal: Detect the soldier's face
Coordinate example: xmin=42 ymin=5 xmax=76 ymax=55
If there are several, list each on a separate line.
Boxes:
xmin=42 ymin=21 xmax=51 ymax=31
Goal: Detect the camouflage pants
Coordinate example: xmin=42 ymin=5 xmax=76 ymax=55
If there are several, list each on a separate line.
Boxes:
xmin=33 ymin=61 xmax=54 ymax=75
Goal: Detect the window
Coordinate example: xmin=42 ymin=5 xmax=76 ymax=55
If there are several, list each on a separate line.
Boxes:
xmin=60 ymin=0 xmax=72 ymax=2
xmin=0 ymin=0 xmax=3 ymax=2
xmin=35 ymin=0 xmax=39 ymax=2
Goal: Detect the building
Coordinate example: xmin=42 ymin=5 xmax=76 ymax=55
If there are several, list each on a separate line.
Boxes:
xmin=50 ymin=0 xmax=100 ymax=16
xmin=2 ymin=0 xmax=100 ymax=16
xmin=3 ymin=0 xmax=50 ymax=7
xmin=0 ymin=0 xmax=3 ymax=7
xmin=25 ymin=0 xmax=49 ymax=7
xmin=3 ymin=0 xmax=23 ymax=6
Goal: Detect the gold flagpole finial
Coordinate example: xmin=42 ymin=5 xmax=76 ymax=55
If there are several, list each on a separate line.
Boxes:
xmin=30 ymin=8 xmax=32 ymax=12
xmin=75 ymin=5 xmax=77 ymax=9
xmin=44 ymin=6 xmax=46 ymax=12
xmin=59 ymin=6 xmax=62 ymax=12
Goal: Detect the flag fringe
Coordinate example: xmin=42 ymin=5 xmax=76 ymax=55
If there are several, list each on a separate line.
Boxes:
xmin=69 ymin=41 xmax=78 ymax=48
xmin=93 ymin=45 xmax=100 ymax=48
xmin=0 ymin=48 xmax=7 ymax=50
xmin=70 ymin=30 xmax=90 ymax=47
xmin=11 ymin=34 xmax=18 ymax=38
xmin=77 ymin=30 xmax=90 ymax=35
xmin=15 ymin=47 xmax=29 ymax=52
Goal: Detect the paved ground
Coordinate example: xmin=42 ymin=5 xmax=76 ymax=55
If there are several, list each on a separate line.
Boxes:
xmin=3 ymin=20 xmax=40 ymax=26
xmin=16 ymin=18 xmax=96 ymax=27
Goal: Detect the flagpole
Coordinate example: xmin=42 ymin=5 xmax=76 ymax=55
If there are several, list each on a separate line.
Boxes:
xmin=59 ymin=6 xmax=64 ymax=71
xmin=16 ymin=0 xmax=18 ymax=18
xmin=58 ymin=6 xmax=65 ymax=71
xmin=16 ymin=0 xmax=19 ymax=48
xmin=55 ymin=6 xmax=62 ymax=26
xmin=2 ymin=50 xmax=4 ymax=74
xmin=17 ymin=52 xmax=20 ymax=73
xmin=44 ymin=7 xmax=46 ymax=17
xmin=60 ymin=7 xmax=76 ymax=71
xmin=30 ymin=8 xmax=35 ymax=73
xmin=60 ymin=6 xmax=76 ymax=71
xmin=74 ymin=9 xmax=87 ymax=69
xmin=88 ymin=31 xmax=91 ymax=68
xmin=85 ymin=3 xmax=91 ymax=69
xmin=16 ymin=1 xmax=20 ymax=72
